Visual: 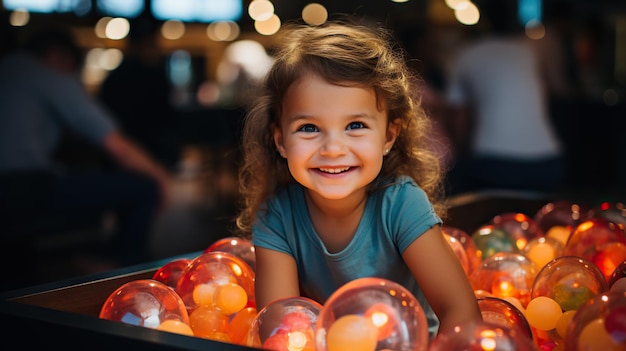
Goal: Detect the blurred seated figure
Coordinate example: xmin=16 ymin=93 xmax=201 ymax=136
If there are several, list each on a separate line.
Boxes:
xmin=98 ymin=15 xmax=182 ymax=171
xmin=0 ymin=22 xmax=174 ymax=287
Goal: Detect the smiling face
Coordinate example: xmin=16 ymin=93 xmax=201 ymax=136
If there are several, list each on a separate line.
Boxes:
xmin=273 ymin=73 xmax=399 ymax=203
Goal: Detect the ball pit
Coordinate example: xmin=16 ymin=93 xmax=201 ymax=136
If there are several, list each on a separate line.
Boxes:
xmin=94 ymin=195 xmax=626 ymax=351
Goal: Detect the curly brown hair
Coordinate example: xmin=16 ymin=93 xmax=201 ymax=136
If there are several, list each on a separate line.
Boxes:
xmin=235 ymin=18 xmax=447 ymax=236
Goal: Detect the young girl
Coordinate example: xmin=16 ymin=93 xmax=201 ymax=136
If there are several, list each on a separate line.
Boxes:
xmin=235 ymin=19 xmax=481 ymax=336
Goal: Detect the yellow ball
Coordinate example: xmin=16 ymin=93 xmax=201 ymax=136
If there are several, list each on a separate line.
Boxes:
xmin=555 ymin=310 xmax=577 ymax=338
xmin=578 ymin=318 xmax=624 ymax=351
xmin=156 ymin=319 xmax=194 ymax=336
xmin=525 ymin=296 xmax=563 ymax=331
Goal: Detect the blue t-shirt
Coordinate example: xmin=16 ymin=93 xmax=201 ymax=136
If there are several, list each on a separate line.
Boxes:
xmin=252 ymin=176 xmax=442 ymax=334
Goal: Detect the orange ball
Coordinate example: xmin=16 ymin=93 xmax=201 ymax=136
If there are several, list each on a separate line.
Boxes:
xmin=228 ymin=307 xmax=257 ymax=345
xmin=326 ymin=314 xmax=378 ymax=351
xmin=189 ymin=305 xmax=228 ymax=338
xmin=192 ymin=283 xmax=217 ymax=306
xmin=214 ymin=282 xmax=248 ymax=315
xmin=525 ymin=296 xmax=563 ymax=331
xmin=156 ymin=319 xmax=194 ymax=336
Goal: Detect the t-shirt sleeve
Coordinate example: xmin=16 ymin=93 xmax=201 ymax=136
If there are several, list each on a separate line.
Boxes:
xmin=384 ymin=179 xmax=442 ymax=253
xmin=251 ymin=195 xmax=293 ymax=255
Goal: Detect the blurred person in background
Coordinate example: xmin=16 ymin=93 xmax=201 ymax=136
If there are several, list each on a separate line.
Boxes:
xmin=98 ymin=15 xmax=181 ymax=172
xmin=0 ymin=22 xmax=174 ymax=270
xmin=443 ymin=0 xmax=564 ymax=195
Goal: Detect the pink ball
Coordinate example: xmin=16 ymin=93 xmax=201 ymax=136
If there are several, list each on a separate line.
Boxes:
xmin=490 ymin=212 xmax=544 ymax=251
xmin=429 ymin=319 xmax=538 ymax=351
xmin=205 ymin=236 xmax=256 ymax=272
xmin=470 ymin=252 xmax=538 ymax=308
xmin=316 ymin=277 xmax=429 ymax=351
xmin=477 ymin=296 xmax=533 ymax=341
xmin=245 ymin=296 xmax=322 ymax=350
xmin=533 ymin=200 xmax=584 ymax=234
xmin=443 ymin=226 xmax=480 ymax=276
xmin=152 ymin=258 xmax=192 ymax=289
xmin=564 ymin=291 xmax=626 ymax=350
xmin=99 ymin=279 xmax=190 ymax=328
xmin=531 ymin=256 xmax=608 ymax=312
xmin=175 ymin=251 xmax=255 ymax=313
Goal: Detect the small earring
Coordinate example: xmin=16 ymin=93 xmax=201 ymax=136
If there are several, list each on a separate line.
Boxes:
xmin=385 ymin=148 xmax=389 ymax=155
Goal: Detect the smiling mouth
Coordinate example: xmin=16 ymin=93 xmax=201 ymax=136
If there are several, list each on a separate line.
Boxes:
xmin=318 ymin=167 xmax=351 ymax=174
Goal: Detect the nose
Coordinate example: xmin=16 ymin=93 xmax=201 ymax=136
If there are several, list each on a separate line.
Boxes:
xmin=319 ymin=131 xmax=347 ymax=157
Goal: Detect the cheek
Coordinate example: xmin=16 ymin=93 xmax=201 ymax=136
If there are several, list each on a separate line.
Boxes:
xmin=356 ymin=142 xmax=385 ymax=163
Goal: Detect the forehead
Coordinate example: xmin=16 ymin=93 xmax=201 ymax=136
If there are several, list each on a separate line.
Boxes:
xmin=281 ymin=73 xmax=384 ymax=118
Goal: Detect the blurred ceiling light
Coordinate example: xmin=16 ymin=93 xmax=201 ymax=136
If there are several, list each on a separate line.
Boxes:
xmin=248 ymin=0 xmax=274 ymax=21
xmin=391 ymin=0 xmax=409 ymax=3
xmin=98 ymin=48 xmax=124 ymax=70
xmin=9 ymin=8 xmax=29 ymax=26
xmin=85 ymin=47 xmax=123 ymax=71
xmin=224 ymin=39 xmax=274 ymax=80
xmin=207 ymin=21 xmax=240 ymax=41
xmin=161 ymin=20 xmax=185 ymax=40
xmin=197 ymin=81 xmax=221 ymax=106
xmin=105 ymin=17 xmax=130 ymax=40
xmin=95 ymin=17 xmax=112 ymax=38
xmin=445 ymin=0 xmax=468 ymax=10
xmin=455 ymin=1 xmax=479 ymax=25
xmin=302 ymin=3 xmax=328 ymax=26
xmin=255 ymin=14 xmax=281 ymax=36
xmin=525 ymin=19 xmax=545 ymax=40
xmin=83 ymin=47 xmax=123 ymax=87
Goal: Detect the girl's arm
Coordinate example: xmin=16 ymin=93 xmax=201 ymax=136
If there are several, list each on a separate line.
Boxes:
xmin=254 ymin=246 xmax=301 ymax=311
xmin=402 ymin=225 xmax=482 ymax=334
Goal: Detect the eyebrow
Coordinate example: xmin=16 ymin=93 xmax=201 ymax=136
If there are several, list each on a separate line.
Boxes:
xmin=286 ymin=112 xmax=376 ymax=122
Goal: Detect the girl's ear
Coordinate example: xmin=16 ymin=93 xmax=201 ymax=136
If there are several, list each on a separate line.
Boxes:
xmin=272 ymin=123 xmax=287 ymax=158
xmin=384 ymin=118 xmax=401 ymax=151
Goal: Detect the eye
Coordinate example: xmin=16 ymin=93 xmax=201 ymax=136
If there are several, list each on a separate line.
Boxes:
xmin=297 ymin=124 xmax=319 ymax=133
xmin=347 ymin=121 xmax=366 ymax=130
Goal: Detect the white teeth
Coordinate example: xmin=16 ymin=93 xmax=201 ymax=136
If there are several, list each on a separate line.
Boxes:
xmin=319 ymin=167 xmax=350 ymax=174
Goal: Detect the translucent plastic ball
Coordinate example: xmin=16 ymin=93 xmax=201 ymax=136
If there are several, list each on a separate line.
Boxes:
xmin=228 ymin=306 xmax=258 ymax=346
xmin=586 ymin=201 xmax=626 ymax=227
xmin=472 ymin=225 xmax=519 ymax=260
xmin=470 ymin=252 xmax=539 ymax=307
xmin=152 ymin=258 xmax=192 ymax=289
xmin=531 ymin=256 xmax=609 ymax=312
xmin=521 ymin=236 xmax=565 ymax=270
xmin=204 ymin=236 xmax=256 ymax=272
xmin=565 ymin=217 xmax=626 ymax=282
xmin=564 ymin=291 xmax=626 ymax=351
xmin=99 ymin=279 xmax=191 ymax=332
xmin=609 ymin=261 xmax=626 ymax=289
xmin=477 ymin=296 xmax=533 ymax=341
xmin=245 ymin=296 xmax=322 ymax=351
xmin=443 ymin=231 xmax=471 ymax=277
xmin=533 ymin=201 xmax=584 ymax=244
xmin=175 ymin=251 xmax=255 ymax=314
xmin=565 ymin=217 xmax=626 ymax=259
xmin=315 ymin=277 xmax=429 ymax=351
xmin=490 ymin=212 xmax=544 ymax=251
xmin=592 ymin=242 xmax=626 ymax=283
xmin=429 ymin=319 xmax=539 ymax=351
xmin=443 ymin=226 xmax=481 ymax=276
